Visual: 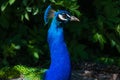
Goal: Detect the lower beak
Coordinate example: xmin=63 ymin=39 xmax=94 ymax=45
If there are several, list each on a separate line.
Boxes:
xmin=70 ymin=16 xmax=80 ymax=22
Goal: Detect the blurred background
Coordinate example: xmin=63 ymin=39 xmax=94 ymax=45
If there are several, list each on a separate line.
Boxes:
xmin=0 ymin=0 xmax=120 ymax=69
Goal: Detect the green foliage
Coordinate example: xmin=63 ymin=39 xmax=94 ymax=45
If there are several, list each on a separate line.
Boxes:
xmin=66 ymin=0 xmax=120 ymax=66
xmin=93 ymin=33 xmax=106 ymax=49
xmin=93 ymin=0 xmax=120 ymax=51
xmin=0 ymin=0 xmax=120 ymax=69
xmin=0 ymin=0 xmax=80 ymax=67
xmin=50 ymin=0 xmax=81 ymax=16
xmin=0 ymin=0 xmax=45 ymax=66
xmin=0 ymin=65 xmax=46 ymax=80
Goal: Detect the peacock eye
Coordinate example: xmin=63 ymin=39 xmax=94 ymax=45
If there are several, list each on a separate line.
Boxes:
xmin=62 ymin=13 xmax=67 ymax=19
xmin=58 ymin=13 xmax=71 ymax=21
xmin=62 ymin=13 xmax=71 ymax=19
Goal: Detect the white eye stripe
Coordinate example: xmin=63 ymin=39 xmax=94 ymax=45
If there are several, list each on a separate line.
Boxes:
xmin=58 ymin=14 xmax=68 ymax=21
xmin=66 ymin=14 xmax=71 ymax=18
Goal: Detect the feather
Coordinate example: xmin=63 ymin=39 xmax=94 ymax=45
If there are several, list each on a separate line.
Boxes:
xmin=44 ymin=5 xmax=55 ymax=24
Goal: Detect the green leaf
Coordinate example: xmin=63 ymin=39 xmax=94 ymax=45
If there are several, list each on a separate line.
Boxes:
xmin=1 ymin=2 xmax=8 ymax=11
xmin=93 ymin=33 xmax=106 ymax=48
xmin=9 ymin=0 xmax=16 ymax=5
xmin=111 ymin=40 xmax=116 ymax=47
xmin=25 ymin=12 xmax=29 ymax=20
xmin=33 ymin=52 xmax=39 ymax=60
xmin=55 ymin=1 xmax=64 ymax=5
xmin=33 ymin=8 xmax=39 ymax=15
xmin=26 ymin=7 xmax=32 ymax=12
xmin=73 ymin=10 xmax=81 ymax=16
xmin=43 ymin=0 xmax=46 ymax=2
xmin=71 ymin=4 xmax=79 ymax=10
xmin=50 ymin=0 xmax=56 ymax=3
xmin=11 ymin=43 xmax=20 ymax=50
xmin=116 ymin=24 xmax=120 ymax=35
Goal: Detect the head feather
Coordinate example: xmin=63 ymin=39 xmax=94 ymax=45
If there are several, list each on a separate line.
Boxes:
xmin=44 ymin=5 xmax=55 ymax=24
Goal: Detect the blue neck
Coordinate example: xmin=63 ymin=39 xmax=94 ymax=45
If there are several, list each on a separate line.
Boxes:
xmin=45 ymin=18 xmax=71 ymax=80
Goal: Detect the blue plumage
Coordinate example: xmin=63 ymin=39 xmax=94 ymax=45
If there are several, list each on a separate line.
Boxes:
xmin=44 ymin=5 xmax=55 ymax=24
xmin=44 ymin=5 xmax=79 ymax=80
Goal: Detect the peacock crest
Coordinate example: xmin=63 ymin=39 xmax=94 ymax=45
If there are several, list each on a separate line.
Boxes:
xmin=44 ymin=5 xmax=55 ymax=24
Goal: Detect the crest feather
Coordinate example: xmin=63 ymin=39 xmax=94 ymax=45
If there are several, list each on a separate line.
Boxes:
xmin=44 ymin=5 xmax=55 ymax=24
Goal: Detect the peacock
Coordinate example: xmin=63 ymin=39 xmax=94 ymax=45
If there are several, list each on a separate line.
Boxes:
xmin=44 ymin=5 xmax=79 ymax=80
xmin=0 ymin=5 xmax=79 ymax=80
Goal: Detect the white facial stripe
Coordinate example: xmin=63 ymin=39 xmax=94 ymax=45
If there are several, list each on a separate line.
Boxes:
xmin=58 ymin=14 xmax=67 ymax=21
xmin=66 ymin=14 xmax=71 ymax=18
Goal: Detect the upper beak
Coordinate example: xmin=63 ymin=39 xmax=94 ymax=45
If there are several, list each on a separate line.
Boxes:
xmin=70 ymin=16 xmax=80 ymax=22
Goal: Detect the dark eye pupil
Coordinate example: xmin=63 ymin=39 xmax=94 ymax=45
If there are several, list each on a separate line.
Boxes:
xmin=62 ymin=13 xmax=67 ymax=18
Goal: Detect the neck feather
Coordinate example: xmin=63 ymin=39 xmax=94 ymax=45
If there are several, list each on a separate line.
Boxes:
xmin=46 ymin=18 xmax=71 ymax=80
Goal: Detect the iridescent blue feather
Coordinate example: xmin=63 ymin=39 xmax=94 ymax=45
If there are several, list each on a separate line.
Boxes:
xmin=44 ymin=5 xmax=55 ymax=24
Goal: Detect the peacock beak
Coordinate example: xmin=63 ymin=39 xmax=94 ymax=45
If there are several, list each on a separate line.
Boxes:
xmin=70 ymin=16 xmax=80 ymax=22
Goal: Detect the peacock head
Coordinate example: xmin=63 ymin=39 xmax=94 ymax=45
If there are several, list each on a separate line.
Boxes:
xmin=44 ymin=5 xmax=79 ymax=25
